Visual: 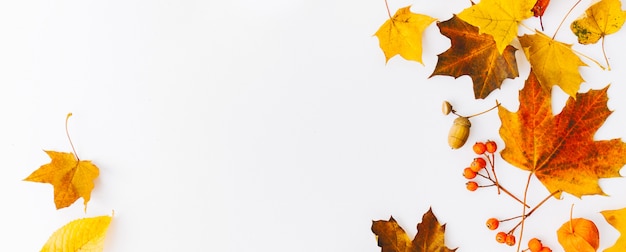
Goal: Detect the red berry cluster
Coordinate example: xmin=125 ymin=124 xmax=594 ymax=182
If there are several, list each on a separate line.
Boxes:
xmin=463 ymin=141 xmax=498 ymax=192
xmin=528 ymin=238 xmax=552 ymax=252
xmin=464 ymin=139 xmax=557 ymax=250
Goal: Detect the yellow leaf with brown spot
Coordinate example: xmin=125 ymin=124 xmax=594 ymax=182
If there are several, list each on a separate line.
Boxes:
xmin=41 ymin=215 xmax=112 ymax=252
xmin=571 ymin=0 xmax=626 ymax=44
xmin=24 ymin=151 xmax=99 ymax=210
xmin=374 ymin=6 xmax=435 ymax=64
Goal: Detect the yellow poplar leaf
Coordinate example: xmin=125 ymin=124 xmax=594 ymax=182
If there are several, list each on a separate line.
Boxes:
xmin=571 ymin=0 xmax=626 ymax=44
xmin=24 ymin=151 xmax=99 ymax=210
xmin=457 ymin=0 xmax=535 ymax=54
xmin=518 ymin=31 xmax=587 ymax=98
xmin=41 ymin=215 xmax=112 ymax=252
xmin=374 ymin=6 xmax=436 ymax=64
xmin=601 ymin=207 xmax=626 ymax=252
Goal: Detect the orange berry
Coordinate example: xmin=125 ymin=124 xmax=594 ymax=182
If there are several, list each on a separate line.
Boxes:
xmin=466 ymin=181 xmax=478 ymax=191
xmin=473 ymin=142 xmax=486 ymax=155
xmin=470 ymin=157 xmax=487 ymax=172
xmin=505 ymin=234 xmax=516 ymax=246
xmin=538 ymin=247 xmax=552 ymax=252
xmin=496 ymin=232 xmax=507 ymax=243
xmin=486 ymin=218 xmax=499 ymax=230
xmin=528 ymin=238 xmax=543 ymax=252
xmin=463 ymin=167 xmax=477 ymax=179
xmin=486 ymin=140 xmax=497 ymax=153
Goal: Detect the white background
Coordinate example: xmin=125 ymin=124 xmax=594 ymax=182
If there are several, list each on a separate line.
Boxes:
xmin=0 ymin=0 xmax=625 ymax=251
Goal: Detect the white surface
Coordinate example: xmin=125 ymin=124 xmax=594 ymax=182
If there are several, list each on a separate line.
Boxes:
xmin=0 ymin=0 xmax=625 ymax=251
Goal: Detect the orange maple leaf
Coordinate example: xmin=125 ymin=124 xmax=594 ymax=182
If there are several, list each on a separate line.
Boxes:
xmin=498 ymin=70 xmax=626 ymax=198
xmin=431 ymin=15 xmax=519 ymax=99
xmin=371 ymin=208 xmax=457 ymax=252
xmin=25 ymin=151 xmax=99 ymax=210
xmin=24 ymin=113 xmax=99 ymax=210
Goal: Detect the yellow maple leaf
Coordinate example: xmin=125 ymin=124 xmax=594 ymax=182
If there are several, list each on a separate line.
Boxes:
xmin=601 ymin=207 xmax=626 ymax=252
xmin=571 ymin=0 xmax=626 ymax=44
xmin=518 ymin=31 xmax=587 ymax=98
xmin=25 ymin=150 xmax=99 ymax=210
xmin=458 ymin=0 xmax=535 ymax=54
xmin=41 ymin=215 xmax=112 ymax=252
xmin=374 ymin=6 xmax=435 ymax=64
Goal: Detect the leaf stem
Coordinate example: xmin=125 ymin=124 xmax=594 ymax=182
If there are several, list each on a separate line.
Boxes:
xmin=65 ymin=113 xmax=80 ymax=161
xmin=466 ymin=102 xmax=500 ymax=118
xmin=602 ymin=36 xmax=611 ymax=71
xmin=516 ymin=172 xmax=533 ymax=252
xmin=553 ymin=0 xmax=583 ymax=39
xmin=573 ymin=48 xmax=607 ymax=70
xmin=383 ymin=0 xmax=392 ymax=20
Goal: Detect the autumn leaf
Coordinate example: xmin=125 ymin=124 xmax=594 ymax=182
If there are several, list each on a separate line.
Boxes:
xmin=371 ymin=208 xmax=456 ymax=252
xmin=570 ymin=0 xmax=626 ymax=45
xmin=601 ymin=207 xmax=626 ymax=252
xmin=24 ymin=113 xmax=99 ymax=210
xmin=25 ymin=151 xmax=99 ymax=210
xmin=519 ymin=31 xmax=587 ymax=98
xmin=430 ymin=15 xmax=519 ymax=99
xmin=457 ymin=0 xmax=535 ymax=53
xmin=532 ymin=0 xmax=551 ymax=30
xmin=375 ymin=6 xmax=436 ymax=64
xmin=41 ymin=215 xmax=112 ymax=252
xmin=498 ymin=70 xmax=626 ymax=198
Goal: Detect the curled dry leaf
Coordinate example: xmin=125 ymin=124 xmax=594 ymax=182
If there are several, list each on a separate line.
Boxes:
xmin=601 ymin=207 xmax=626 ymax=252
xmin=374 ymin=6 xmax=436 ymax=64
xmin=41 ymin=215 xmax=112 ymax=252
xmin=557 ymin=218 xmax=599 ymax=252
xmin=371 ymin=208 xmax=456 ymax=252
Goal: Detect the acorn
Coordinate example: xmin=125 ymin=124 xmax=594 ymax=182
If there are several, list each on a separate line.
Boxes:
xmin=444 ymin=101 xmax=500 ymax=149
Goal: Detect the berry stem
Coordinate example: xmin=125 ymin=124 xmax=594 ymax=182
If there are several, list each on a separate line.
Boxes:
xmin=476 ymin=172 xmax=529 ymax=208
xmin=65 ymin=113 xmax=80 ymax=161
xmin=487 ymin=152 xmax=501 ymax=195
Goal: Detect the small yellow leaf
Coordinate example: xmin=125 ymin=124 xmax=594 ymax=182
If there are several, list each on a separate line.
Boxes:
xmin=374 ymin=6 xmax=436 ymax=64
xmin=458 ymin=0 xmax=535 ymax=54
xmin=571 ymin=0 xmax=626 ymax=44
xmin=41 ymin=215 xmax=112 ymax=252
xmin=518 ymin=31 xmax=587 ymax=98
xmin=24 ymin=151 xmax=100 ymax=210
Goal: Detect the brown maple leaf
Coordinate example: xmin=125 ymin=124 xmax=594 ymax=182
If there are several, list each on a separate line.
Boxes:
xmin=371 ymin=208 xmax=457 ymax=252
xmin=498 ymin=70 xmax=626 ymax=198
xmin=430 ymin=15 xmax=519 ymax=99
